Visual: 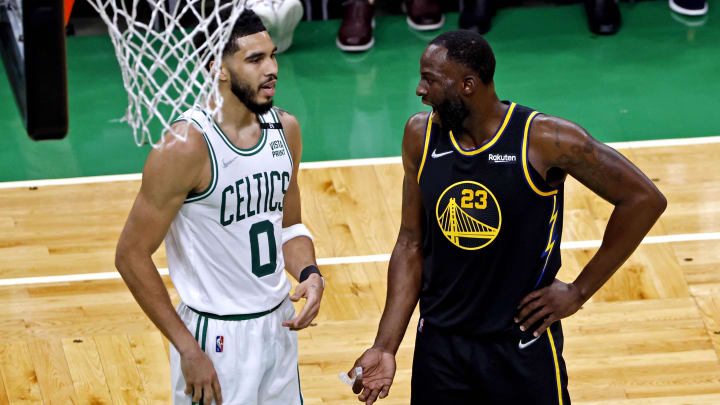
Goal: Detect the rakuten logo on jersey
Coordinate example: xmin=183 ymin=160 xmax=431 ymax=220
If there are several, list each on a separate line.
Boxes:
xmin=488 ymin=154 xmax=517 ymax=163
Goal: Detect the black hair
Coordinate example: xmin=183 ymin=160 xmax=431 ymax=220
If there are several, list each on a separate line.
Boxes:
xmin=193 ymin=8 xmax=268 ymax=67
xmin=429 ymin=30 xmax=495 ymax=85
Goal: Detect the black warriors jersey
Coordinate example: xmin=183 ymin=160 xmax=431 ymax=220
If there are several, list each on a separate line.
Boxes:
xmin=417 ymin=101 xmax=564 ymax=335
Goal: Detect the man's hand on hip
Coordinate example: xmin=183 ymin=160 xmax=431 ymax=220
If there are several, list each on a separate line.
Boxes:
xmin=515 ymin=278 xmax=584 ymax=337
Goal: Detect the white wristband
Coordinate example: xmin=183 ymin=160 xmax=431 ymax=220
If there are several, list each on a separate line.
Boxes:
xmin=282 ymin=223 xmax=314 ymax=244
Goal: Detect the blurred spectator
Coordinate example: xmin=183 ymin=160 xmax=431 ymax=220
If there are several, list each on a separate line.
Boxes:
xmin=670 ymin=0 xmax=708 ymax=15
xmin=247 ymin=0 xmax=305 ymax=52
xmin=335 ymin=0 xmax=632 ymax=52
xmin=584 ymin=0 xmax=621 ymax=35
xmin=337 ymin=0 xmax=444 ymax=52
xmin=459 ymin=0 xmax=495 ymax=34
xmin=460 ymin=0 xmax=624 ymax=36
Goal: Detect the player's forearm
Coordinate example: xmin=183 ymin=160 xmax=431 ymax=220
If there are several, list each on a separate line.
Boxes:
xmin=282 ymin=236 xmax=317 ymax=281
xmin=373 ymin=241 xmax=423 ymax=355
xmin=115 ymin=251 xmax=199 ymax=355
xmin=572 ymin=193 xmax=666 ymax=302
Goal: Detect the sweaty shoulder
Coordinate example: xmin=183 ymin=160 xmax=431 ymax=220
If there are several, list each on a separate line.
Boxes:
xmin=529 ymin=114 xmax=595 ymax=158
xmin=531 ymin=114 xmax=588 ymax=144
xmin=403 ymin=111 xmax=432 ymax=169
xmin=151 ymin=121 xmax=208 ymax=162
xmin=143 ymin=120 xmax=210 ymax=194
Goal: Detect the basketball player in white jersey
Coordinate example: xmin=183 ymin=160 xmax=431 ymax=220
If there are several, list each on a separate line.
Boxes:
xmin=115 ymin=9 xmax=323 ymax=405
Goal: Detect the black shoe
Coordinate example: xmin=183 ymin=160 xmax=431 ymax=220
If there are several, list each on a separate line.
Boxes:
xmin=669 ymin=0 xmax=708 ymax=16
xmin=406 ymin=0 xmax=445 ymax=31
xmin=459 ymin=0 xmax=494 ymax=35
xmin=584 ymin=0 xmax=621 ymax=35
xmin=337 ymin=0 xmax=375 ymax=52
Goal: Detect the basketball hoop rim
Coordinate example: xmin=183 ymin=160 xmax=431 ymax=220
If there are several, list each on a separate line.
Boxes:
xmin=63 ymin=0 xmax=74 ymax=26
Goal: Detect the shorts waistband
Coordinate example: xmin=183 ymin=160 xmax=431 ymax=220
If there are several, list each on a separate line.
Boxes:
xmin=186 ymin=298 xmax=285 ymax=321
xmin=420 ymin=318 xmax=545 ymax=342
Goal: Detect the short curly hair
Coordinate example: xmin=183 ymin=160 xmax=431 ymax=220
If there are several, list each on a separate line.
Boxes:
xmin=193 ymin=8 xmax=267 ymax=68
xmin=430 ymin=30 xmax=496 ymax=85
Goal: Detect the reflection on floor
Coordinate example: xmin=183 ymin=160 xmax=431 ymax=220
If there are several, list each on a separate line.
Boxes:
xmin=1 ymin=141 xmax=719 ymax=403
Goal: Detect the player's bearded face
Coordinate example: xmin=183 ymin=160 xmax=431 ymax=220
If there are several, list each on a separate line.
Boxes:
xmin=436 ymin=87 xmax=469 ymax=135
xmin=229 ymin=71 xmax=274 ymax=115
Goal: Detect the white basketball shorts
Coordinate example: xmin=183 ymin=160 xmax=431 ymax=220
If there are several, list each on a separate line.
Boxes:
xmin=170 ymin=297 xmax=303 ymax=405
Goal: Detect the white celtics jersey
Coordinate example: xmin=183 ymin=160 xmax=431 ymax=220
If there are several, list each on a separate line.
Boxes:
xmin=165 ymin=106 xmax=293 ymax=315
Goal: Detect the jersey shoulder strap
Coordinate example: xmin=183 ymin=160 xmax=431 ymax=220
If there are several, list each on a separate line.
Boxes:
xmin=259 ymin=108 xmax=285 ymax=130
xmin=171 ymin=106 xmax=215 ymax=136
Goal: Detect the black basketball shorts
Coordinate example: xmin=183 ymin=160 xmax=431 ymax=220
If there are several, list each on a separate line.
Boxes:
xmin=411 ymin=320 xmax=571 ymax=405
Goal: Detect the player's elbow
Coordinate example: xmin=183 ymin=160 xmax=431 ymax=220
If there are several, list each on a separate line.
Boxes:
xmin=395 ymin=226 xmax=423 ymax=254
xmin=636 ymin=186 xmax=667 ymax=220
xmin=649 ymin=189 xmax=668 ymax=217
xmin=114 ymin=237 xmax=138 ymax=275
xmin=114 ymin=241 xmax=130 ymax=273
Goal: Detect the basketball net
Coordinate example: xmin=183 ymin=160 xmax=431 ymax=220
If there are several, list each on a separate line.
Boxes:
xmin=86 ymin=0 xmax=247 ymax=147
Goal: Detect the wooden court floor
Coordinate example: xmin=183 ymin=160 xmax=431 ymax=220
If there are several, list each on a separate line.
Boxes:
xmin=0 ymin=141 xmax=719 ymax=404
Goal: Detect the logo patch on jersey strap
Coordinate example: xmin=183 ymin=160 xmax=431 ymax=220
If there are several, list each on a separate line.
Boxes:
xmin=270 ymin=140 xmax=286 ymax=158
xmin=216 ymin=336 xmax=224 ymax=352
xmin=488 ymin=153 xmax=517 ymax=163
xmin=435 ymin=181 xmax=502 ymax=250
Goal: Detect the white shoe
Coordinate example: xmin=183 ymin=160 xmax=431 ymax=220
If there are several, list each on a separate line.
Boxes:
xmin=270 ymin=0 xmax=304 ymax=53
xmin=246 ymin=0 xmax=279 ymax=40
xmin=669 ymin=0 xmax=708 ymax=16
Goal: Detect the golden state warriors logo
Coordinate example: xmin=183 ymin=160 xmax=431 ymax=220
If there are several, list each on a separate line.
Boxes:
xmin=435 ymin=181 xmax=502 ymax=250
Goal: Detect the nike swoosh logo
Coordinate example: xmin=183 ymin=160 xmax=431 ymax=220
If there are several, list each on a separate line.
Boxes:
xmin=222 ymin=156 xmax=238 ymax=168
xmin=431 ymin=149 xmax=453 ymax=159
xmin=518 ymin=335 xmax=542 ymax=349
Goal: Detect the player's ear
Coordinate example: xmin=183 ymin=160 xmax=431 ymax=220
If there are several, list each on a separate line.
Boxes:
xmin=461 ymin=75 xmax=478 ymax=96
xmin=210 ymin=60 xmax=229 ymax=81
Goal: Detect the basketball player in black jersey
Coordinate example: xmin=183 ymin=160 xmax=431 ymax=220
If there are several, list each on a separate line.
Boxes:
xmin=347 ymin=30 xmax=667 ymax=404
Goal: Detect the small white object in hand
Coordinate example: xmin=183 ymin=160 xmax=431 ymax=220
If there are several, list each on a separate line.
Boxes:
xmin=338 ymin=367 xmax=363 ymax=386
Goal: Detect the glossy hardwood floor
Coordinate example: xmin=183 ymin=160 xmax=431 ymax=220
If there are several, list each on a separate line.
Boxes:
xmin=0 ymin=141 xmax=719 ymax=404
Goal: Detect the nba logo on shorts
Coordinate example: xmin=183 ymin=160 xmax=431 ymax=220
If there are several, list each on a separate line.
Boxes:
xmin=216 ymin=336 xmax=224 ymax=352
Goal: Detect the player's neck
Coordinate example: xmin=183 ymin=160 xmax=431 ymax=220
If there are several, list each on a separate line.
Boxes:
xmin=211 ymin=92 xmax=259 ymax=132
xmin=463 ymin=97 xmax=508 ymax=147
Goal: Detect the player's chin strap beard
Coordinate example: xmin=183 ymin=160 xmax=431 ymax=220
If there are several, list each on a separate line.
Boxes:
xmin=437 ymin=96 xmax=470 ymax=136
xmin=230 ymin=75 xmax=274 ymax=115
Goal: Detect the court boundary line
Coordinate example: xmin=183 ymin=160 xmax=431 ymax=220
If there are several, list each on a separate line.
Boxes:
xmin=1 ymin=135 xmax=719 ymax=189
xmin=1 ymin=231 xmax=718 ymax=287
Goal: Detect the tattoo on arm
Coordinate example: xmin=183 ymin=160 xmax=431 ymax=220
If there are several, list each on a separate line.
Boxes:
xmin=553 ymin=140 xmax=622 ymax=199
xmin=274 ymin=107 xmax=288 ymax=116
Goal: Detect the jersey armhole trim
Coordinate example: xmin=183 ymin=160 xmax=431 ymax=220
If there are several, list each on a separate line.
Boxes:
xmin=269 ymin=108 xmax=294 ymax=169
xmin=522 ymin=112 xmax=558 ymax=197
xmin=170 ymin=115 xmax=203 ymax=134
xmin=183 ymin=118 xmax=218 ymax=204
xmin=416 ymin=111 xmax=434 ymax=183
